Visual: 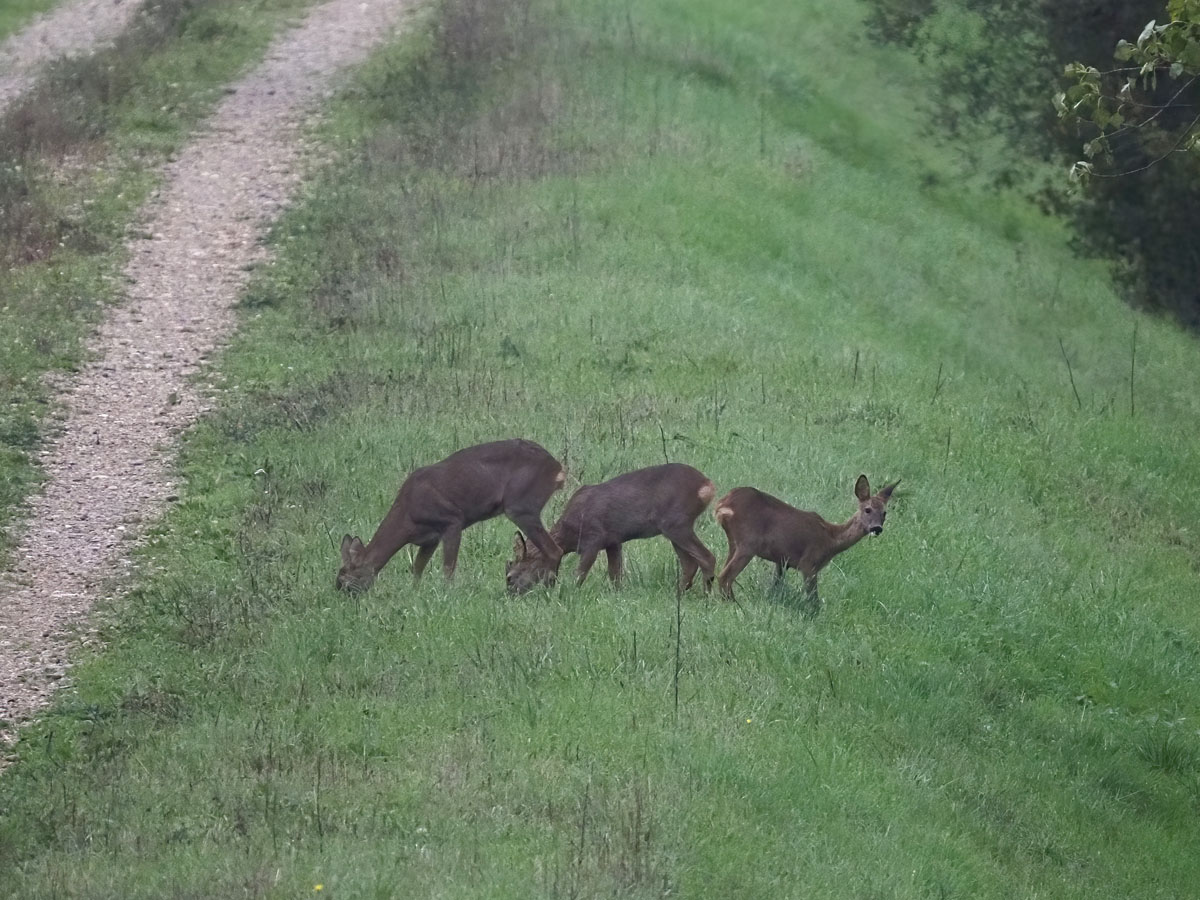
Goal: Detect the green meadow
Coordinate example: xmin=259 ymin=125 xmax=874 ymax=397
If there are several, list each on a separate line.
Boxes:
xmin=3 ymin=0 xmax=1200 ymax=896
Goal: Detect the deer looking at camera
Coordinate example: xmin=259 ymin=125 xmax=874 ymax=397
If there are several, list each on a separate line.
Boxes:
xmin=336 ymin=438 xmax=565 ymax=593
xmin=506 ymin=463 xmax=718 ymax=594
xmin=714 ymin=474 xmax=899 ymax=606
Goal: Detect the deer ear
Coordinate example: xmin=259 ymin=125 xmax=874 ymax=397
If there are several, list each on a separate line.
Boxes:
xmin=854 ymin=475 xmax=871 ymax=502
xmin=511 ymin=531 xmax=528 ymax=559
xmin=879 ymin=480 xmax=900 ymax=501
xmin=340 ymin=534 xmax=362 ymax=563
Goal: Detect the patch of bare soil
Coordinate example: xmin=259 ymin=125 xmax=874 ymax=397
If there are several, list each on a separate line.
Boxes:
xmin=0 ymin=0 xmax=421 ymax=750
xmin=0 ymin=0 xmax=145 ymax=113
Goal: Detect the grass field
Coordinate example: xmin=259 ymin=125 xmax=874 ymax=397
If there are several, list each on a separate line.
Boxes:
xmin=3 ymin=0 xmax=1200 ymax=896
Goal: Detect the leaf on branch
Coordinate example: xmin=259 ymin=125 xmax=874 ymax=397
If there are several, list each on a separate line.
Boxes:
xmin=1138 ymin=19 xmax=1158 ymax=49
xmin=1183 ymin=40 xmax=1200 ymax=69
xmin=1069 ymin=160 xmax=1094 ymax=184
xmin=1170 ymin=0 xmax=1200 ymax=19
xmin=1115 ymin=39 xmax=1134 ymax=62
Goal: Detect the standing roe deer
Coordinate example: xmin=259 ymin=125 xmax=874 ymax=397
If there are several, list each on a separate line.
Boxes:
xmin=505 ymin=462 xmax=718 ymax=594
xmin=336 ymin=438 xmax=565 ymax=592
xmin=715 ymin=474 xmax=899 ymax=606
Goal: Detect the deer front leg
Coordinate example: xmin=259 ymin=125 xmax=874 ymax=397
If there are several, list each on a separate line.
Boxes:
xmin=412 ymin=543 xmax=437 ymax=583
xmin=605 ymin=544 xmax=624 ymax=587
xmin=575 ymin=546 xmax=602 ymax=586
xmin=441 ymin=525 xmax=462 ymax=580
xmin=802 ymin=570 xmax=821 ymax=612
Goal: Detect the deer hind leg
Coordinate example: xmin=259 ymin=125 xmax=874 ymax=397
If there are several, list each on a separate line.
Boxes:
xmin=412 ymin=543 xmax=438 ymax=583
xmin=665 ymin=524 xmax=716 ymax=593
xmin=670 ymin=541 xmax=700 ymax=592
xmin=717 ymin=547 xmax=755 ymax=600
xmin=507 ymin=510 xmax=561 ymax=567
xmin=441 ymin=525 xmax=463 ymax=580
xmin=605 ymin=544 xmax=624 ymax=587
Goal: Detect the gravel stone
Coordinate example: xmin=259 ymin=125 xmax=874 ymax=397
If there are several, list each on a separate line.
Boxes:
xmin=0 ymin=0 xmax=420 ymax=751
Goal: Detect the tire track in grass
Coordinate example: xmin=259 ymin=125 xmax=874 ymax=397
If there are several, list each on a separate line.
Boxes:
xmin=0 ymin=0 xmax=422 ymax=750
xmin=0 ymin=0 xmax=145 ymax=112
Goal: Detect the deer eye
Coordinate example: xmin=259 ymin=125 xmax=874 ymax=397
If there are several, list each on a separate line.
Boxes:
xmin=865 ymin=507 xmax=873 ymax=514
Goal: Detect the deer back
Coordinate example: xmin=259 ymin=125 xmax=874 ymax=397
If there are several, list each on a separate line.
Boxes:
xmin=556 ymin=463 xmax=714 ymax=548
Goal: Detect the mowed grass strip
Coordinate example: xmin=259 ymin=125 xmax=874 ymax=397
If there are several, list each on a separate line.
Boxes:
xmin=3 ymin=0 xmax=1200 ymax=896
xmin=0 ymin=0 xmax=320 ymax=556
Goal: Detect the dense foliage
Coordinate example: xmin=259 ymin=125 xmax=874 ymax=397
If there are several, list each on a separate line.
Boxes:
xmin=865 ymin=0 xmax=1200 ymax=327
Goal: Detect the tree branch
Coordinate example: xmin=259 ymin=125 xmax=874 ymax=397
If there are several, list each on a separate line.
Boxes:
xmin=1089 ymin=108 xmax=1200 ymax=177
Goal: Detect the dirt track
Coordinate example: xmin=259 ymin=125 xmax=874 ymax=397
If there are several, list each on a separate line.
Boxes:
xmin=0 ymin=0 xmax=145 ymax=112
xmin=0 ymin=0 xmax=420 ymax=749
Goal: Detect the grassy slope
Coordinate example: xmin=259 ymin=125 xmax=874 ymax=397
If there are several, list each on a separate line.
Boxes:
xmin=0 ymin=0 xmax=61 ymax=42
xmin=0 ymin=0 xmax=317 ymax=556
xmin=3 ymin=0 xmax=1200 ymax=896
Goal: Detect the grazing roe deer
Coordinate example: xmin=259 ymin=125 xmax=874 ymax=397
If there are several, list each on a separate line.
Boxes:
xmin=337 ymin=438 xmax=565 ymax=592
xmin=505 ymin=463 xmax=718 ymax=594
xmin=715 ymin=474 xmax=899 ymax=606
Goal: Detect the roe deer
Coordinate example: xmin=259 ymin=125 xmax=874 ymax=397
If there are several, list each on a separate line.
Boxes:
xmin=714 ymin=474 xmax=899 ymax=607
xmin=336 ymin=438 xmax=565 ymax=592
xmin=505 ymin=463 xmax=717 ymax=594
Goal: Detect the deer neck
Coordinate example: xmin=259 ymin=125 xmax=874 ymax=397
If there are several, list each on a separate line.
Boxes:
xmin=362 ymin=507 xmax=415 ymax=573
xmin=546 ymin=519 xmax=575 ymax=555
xmin=826 ymin=516 xmax=867 ymax=557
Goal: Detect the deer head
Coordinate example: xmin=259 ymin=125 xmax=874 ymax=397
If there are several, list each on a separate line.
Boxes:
xmin=505 ymin=531 xmax=559 ymax=594
xmin=336 ymin=534 xmax=376 ymax=593
xmin=853 ymin=475 xmax=900 ymax=537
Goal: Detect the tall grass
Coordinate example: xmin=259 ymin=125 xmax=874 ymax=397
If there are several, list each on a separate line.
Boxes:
xmin=2 ymin=0 xmax=1199 ymax=896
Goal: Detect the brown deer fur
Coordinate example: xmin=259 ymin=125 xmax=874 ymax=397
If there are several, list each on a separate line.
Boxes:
xmin=337 ymin=439 xmax=565 ymax=592
xmin=715 ymin=475 xmax=898 ymax=605
xmin=506 ymin=463 xmax=717 ymax=594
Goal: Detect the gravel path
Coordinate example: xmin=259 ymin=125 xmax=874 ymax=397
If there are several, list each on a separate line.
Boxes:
xmin=0 ymin=0 xmax=420 ymax=749
xmin=0 ymin=0 xmax=146 ymax=113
